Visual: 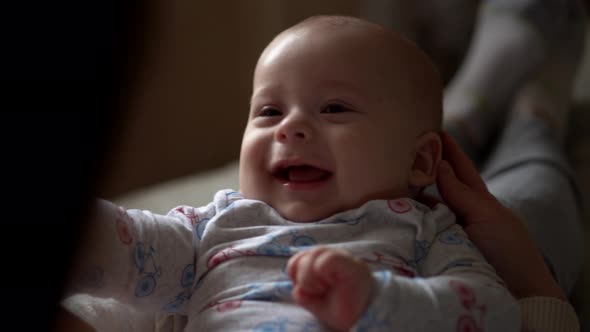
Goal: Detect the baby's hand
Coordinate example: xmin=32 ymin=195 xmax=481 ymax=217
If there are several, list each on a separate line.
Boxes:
xmin=287 ymin=247 xmax=373 ymax=332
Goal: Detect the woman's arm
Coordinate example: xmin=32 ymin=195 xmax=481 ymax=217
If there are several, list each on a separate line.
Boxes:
xmin=419 ymin=132 xmax=579 ymax=332
xmin=431 ymin=132 xmax=565 ymax=300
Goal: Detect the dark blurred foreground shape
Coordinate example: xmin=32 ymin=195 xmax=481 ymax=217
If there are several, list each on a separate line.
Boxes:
xmin=1 ymin=0 xmax=146 ymax=330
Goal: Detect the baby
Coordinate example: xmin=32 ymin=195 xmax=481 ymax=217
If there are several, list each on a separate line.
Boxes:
xmin=67 ymin=16 xmax=520 ymax=331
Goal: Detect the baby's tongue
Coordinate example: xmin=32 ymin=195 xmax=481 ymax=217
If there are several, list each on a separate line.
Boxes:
xmin=288 ymin=165 xmax=328 ymax=182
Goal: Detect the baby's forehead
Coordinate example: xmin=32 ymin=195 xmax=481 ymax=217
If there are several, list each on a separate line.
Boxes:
xmin=282 ymin=17 xmax=435 ymax=83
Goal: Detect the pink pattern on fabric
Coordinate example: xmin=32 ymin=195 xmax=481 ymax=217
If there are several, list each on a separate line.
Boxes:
xmin=363 ymin=252 xmax=416 ymax=278
xmin=450 ymin=280 xmax=477 ymax=310
xmin=174 ymin=206 xmax=200 ymax=225
xmin=216 ymin=300 xmax=243 ymax=312
xmin=449 ymin=280 xmax=487 ymax=332
xmin=115 ymin=208 xmax=133 ymax=245
xmin=456 ymin=315 xmax=481 ymax=332
xmin=207 ymin=246 xmax=257 ymax=269
xmin=202 ymin=299 xmax=244 ymax=313
xmin=387 ymin=199 xmax=412 ymax=214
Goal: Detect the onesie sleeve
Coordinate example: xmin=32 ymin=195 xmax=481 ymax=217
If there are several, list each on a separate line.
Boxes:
xmin=66 ymin=199 xmax=201 ymax=314
xmin=351 ymin=207 xmax=521 ymax=331
xmin=61 ymin=294 xmax=158 ymax=332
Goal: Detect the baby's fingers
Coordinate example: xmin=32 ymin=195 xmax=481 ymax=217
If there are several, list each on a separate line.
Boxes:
xmin=288 ymin=247 xmax=331 ymax=296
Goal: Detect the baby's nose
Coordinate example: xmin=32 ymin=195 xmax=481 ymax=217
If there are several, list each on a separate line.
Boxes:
xmin=275 ymin=114 xmax=313 ymax=142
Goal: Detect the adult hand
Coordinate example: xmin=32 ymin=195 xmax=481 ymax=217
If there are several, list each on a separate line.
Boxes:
xmin=420 ymin=132 xmax=565 ymax=300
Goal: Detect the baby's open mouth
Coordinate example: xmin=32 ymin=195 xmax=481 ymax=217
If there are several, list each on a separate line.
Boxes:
xmin=273 ymin=165 xmax=332 ymax=183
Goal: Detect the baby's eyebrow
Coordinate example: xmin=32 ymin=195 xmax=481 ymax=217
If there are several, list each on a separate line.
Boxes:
xmin=249 ymin=80 xmax=371 ymax=106
xmin=248 ymin=96 xmax=266 ymax=110
xmin=318 ymin=80 xmax=370 ymax=102
xmin=250 ymin=86 xmax=280 ymax=103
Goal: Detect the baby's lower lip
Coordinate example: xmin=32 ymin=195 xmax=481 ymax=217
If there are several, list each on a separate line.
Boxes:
xmin=277 ymin=174 xmax=332 ymax=191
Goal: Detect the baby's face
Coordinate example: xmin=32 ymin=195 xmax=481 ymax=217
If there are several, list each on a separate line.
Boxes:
xmin=239 ymin=23 xmax=426 ymax=223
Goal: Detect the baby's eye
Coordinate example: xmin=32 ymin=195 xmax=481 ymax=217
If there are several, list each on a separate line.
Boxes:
xmin=321 ymin=103 xmax=351 ymax=114
xmin=258 ymin=107 xmax=282 ymax=117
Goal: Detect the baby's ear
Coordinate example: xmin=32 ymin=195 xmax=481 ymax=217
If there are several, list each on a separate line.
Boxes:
xmin=409 ymin=131 xmax=442 ymax=188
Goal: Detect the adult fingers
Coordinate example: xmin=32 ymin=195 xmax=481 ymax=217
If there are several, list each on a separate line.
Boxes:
xmin=440 ymin=132 xmax=489 ymax=194
xmin=436 ymin=160 xmax=489 ymax=220
xmin=415 ymin=192 xmax=442 ymax=209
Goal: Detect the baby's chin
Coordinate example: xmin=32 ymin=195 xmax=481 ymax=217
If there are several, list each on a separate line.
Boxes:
xmin=274 ymin=201 xmax=355 ymax=223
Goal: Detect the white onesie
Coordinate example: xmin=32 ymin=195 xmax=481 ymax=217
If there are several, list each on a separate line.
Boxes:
xmin=68 ymin=189 xmax=520 ymax=331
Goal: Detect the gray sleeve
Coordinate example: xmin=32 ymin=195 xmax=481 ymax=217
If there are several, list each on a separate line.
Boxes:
xmin=61 ymin=294 xmax=158 ymax=332
xmin=351 ymin=223 xmax=521 ymax=331
xmin=66 ymin=199 xmax=197 ymax=313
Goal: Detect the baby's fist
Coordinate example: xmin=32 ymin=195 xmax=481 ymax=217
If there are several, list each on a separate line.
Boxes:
xmin=287 ymin=247 xmax=373 ymax=332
